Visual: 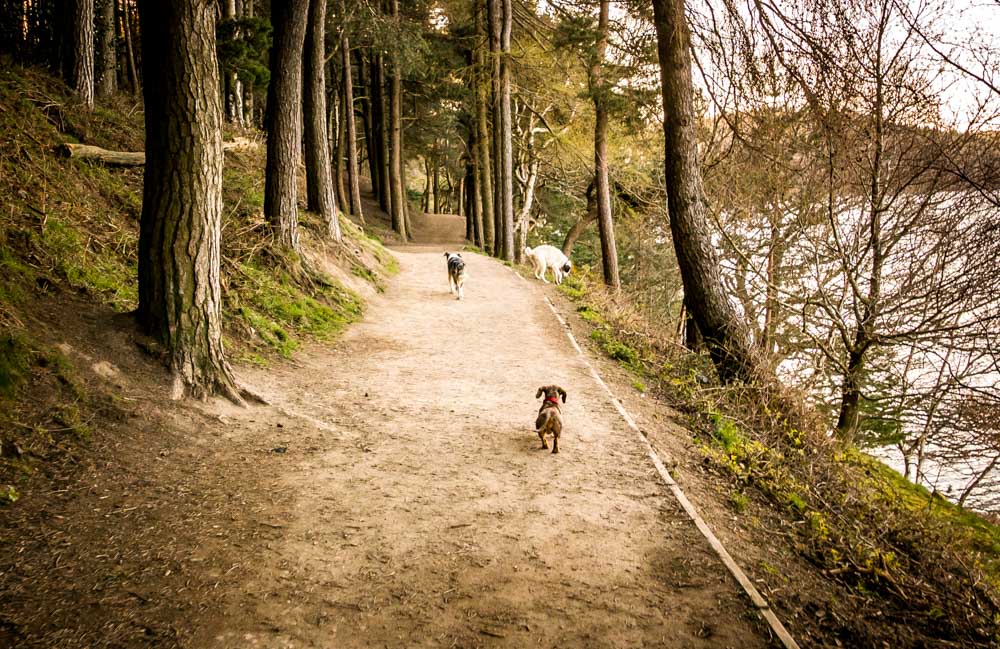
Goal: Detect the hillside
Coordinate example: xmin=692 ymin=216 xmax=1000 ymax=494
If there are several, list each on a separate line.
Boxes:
xmin=1 ymin=63 xmax=1000 ymax=649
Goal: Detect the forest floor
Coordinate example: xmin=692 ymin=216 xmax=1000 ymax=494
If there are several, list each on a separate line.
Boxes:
xmin=2 ymin=209 xmax=784 ymax=648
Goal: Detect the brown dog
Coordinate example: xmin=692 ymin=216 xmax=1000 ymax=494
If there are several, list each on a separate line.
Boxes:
xmin=535 ymin=385 xmax=567 ymax=453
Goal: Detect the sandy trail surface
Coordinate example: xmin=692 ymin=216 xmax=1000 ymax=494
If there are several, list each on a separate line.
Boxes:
xmin=196 ymin=233 xmax=773 ymax=648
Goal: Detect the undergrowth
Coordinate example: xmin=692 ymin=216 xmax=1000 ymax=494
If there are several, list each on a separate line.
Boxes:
xmin=0 ymin=61 xmax=396 ymax=498
xmin=556 ymin=269 xmax=1000 ymax=646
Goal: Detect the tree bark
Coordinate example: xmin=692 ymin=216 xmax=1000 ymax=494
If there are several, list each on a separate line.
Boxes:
xmin=651 ymin=0 xmax=762 ymax=384
xmin=96 ymin=0 xmax=116 ymax=97
xmin=422 ymin=157 xmax=431 ymax=212
xmin=136 ymin=0 xmax=245 ymax=403
xmin=72 ymin=0 xmax=95 ymax=108
xmin=302 ymin=0 xmax=341 ymax=240
xmin=474 ymin=0 xmax=495 ymax=254
xmin=242 ymin=0 xmax=256 ymax=126
xmin=432 ymin=154 xmax=440 ymax=214
xmin=469 ymin=113 xmax=486 ymax=248
xmin=223 ymin=0 xmax=245 ymax=128
xmin=592 ymin=0 xmax=620 ymax=289
xmin=356 ymin=49 xmax=379 ymax=196
xmin=341 ymin=32 xmax=364 ymax=222
xmin=371 ymin=52 xmax=391 ymax=212
xmin=387 ymin=0 xmax=407 ymax=240
xmin=330 ymin=83 xmax=349 ymax=215
xmin=835 ymin=347 xmax=865 ymax=438
xmin=496 ymin=0 xmax=514 ymax=260
xmin=120 ymin=0 xmax=138 ymax=94
xmin=264 ymin=0 xmax=309 ymax=250
xmin=487 ymin=0 xmax=503 ymax=255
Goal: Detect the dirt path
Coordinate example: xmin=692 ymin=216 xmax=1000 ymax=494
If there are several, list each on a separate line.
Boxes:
xmin=197 ymin=243 xmax=773 ymax=648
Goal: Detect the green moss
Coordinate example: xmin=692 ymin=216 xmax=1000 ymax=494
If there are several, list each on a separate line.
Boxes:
xmin=230 ymin=263 xmax=364 ymax=358
xmin=0 ymin=245 xmax=33 ymax=304
xmin=351 ymin=264 xmax=384 ymax=292
xmin=787 ymin=491 xmax=807 ymax=513
xmin=589 ymin=329 xmax=641 ymax=372
xmin=223 ymin=162 xmax=265 ymax=212
xmin=36 ymin=217 xmax=137 ymax=312
xmin=0 ymin=333 xmax=32 ymax=400
xmin=844 ymin=448 xmax=1000 ymax=573
xmin=53 ymin=403 xmax=92 ymax=440
xmin=462 ymin=245 xmax=488 ymax=256
xmin=39 ymin=346 xmax=85 ymax=400
xmin=238 ymin=306 xmax=298 ymax=357
xmin=577 ymin=304 xmax=605 ymax=325
xmin=711 ymin=412 xmax=742 ymax=454
xmin=730 ymin=491 xmax=749 ymax=513
xmin=2 ymin=484 xmax=19 ymax=504
xmin=557 ymin=274 xmax=586 ymax=300
xmin=632 ymin=379 xmax=646 ymax=393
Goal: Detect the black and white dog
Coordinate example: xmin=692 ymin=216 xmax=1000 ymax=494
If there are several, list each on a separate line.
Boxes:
xmin=443 ymin=252 xmax=466 ymax=300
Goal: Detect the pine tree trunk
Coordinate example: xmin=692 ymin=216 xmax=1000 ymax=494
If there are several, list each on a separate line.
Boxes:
xmin=487 ymin=0 xmax=502 ymax=255
xmin=341 ymin=32 xmax=364 ymax=222
xmin=121 ymin=0 xmax=138 ymax=94
xmin=137 ymin=0 xmax=245 ymax=404
xmin=224 ymin=0 xmax=245 ymax=128
xmin=264 ymin=0 xmax=308 ymax=250
xmin=474 ymin=0 xmax=495 ymax=254
xmin=432 ymin=156 xmax=440 ymax=214
xmin=422 ymin=157 xmax=431 ymax=212
xmin=242 ymin=0 xmax=255 ymax=127
xmin=463 ymin=165 xmax=472 ymax=237
xmin=651 ymin=0 xmax=761 ymax=384
xmin=302 ymin=0 xmax=341 ymax=240
xmin=472 ymin=152 xmax=486 ymax=247
xmin=356 ymin=49 xmax=379 ymax=195
xmin=96 ymin=0 xmax=116 ymax=97
xmin=497 ymin=0 xmax=514 ymax=260
xmin=371 ymin=53 xmax=391 ymax=212
xmin=72 ymin=0 xmax=95 ymax=108
xmin=487 ymin=0 xmax=514 ymax=260
xmin=387 ymin=0 xmax=407 ymax=240
xmin=458 ymin=174 xmax=465 ymax=218
xmin=593 ymin=0 xmax=620 ymax=289
xmin=334 ymin=87 xmax=350 ymax=214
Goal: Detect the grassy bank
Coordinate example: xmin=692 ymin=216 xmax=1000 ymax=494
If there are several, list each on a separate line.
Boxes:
xmin=555 ymin=269 xmax=1000 ymax=647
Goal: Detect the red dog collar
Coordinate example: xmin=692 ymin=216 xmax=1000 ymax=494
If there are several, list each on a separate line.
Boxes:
xmin=545 ymin=396 xmax=560 ymax=404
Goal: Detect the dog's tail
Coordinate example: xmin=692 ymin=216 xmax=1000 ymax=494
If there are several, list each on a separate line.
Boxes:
xmin=524 ymin=246 xmax=533 ymax=257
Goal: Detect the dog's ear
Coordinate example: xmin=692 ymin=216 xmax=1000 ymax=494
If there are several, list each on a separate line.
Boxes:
xmin=457 ymin=253 xmax=462 ymax=258
xmin=443 ymin=252 xmax=450 ymax=257
xmin=536 ymin=387 xmax=544 ymax=399
xmin=558 ymin=387 xmax=567 ymax=403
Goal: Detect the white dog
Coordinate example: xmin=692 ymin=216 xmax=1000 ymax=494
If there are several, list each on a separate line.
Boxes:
xmin=524 ymin=245 xmax=572 ymax=284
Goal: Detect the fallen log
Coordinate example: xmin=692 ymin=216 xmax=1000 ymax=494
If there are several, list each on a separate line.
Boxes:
xmin=59 ymin=137 xmax=258 ymax=166
xmin=59 ymin=143 xmax=145 ymax=165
